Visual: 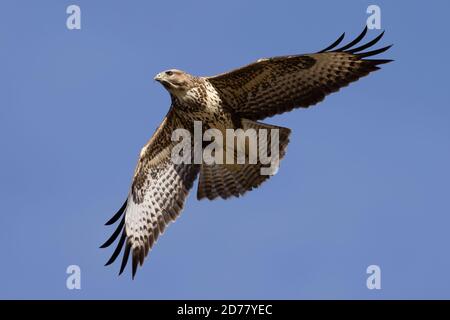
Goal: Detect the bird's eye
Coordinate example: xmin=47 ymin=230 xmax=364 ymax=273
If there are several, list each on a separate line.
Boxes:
xmin=165 ymin=71 xmax=173 ymax=76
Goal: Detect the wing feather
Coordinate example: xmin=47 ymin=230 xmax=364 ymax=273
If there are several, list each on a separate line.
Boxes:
xmin=102 ymin=108 xmax=199 ymax=278
xmin=207 ymin=28 xmax=392 ymax=121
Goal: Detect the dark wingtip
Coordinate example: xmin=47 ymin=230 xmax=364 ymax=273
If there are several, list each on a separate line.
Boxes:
xmin=318 ymin=32 xmax=345 ymax=53
xmin=132 ymin=255 xmax=138 ymax=280
xmin=334 ymin=26 xmax=368 ymax=52
xmin=346 ymin=30 xmax=385 ymax=54
xmin=118 ymin=242 xmax=131 ymax=275
xmin=105 ymin=199 xmax=127 ymax=226
xmin=366 ymin=59 xmax=394 ymax=65
xmin=100 ymin=216 xmax=125 ymax=249
xmin=104 ymin=230 xmax=126 ymax=266
xmin=357 ymin=44 xmax=393 ymax=58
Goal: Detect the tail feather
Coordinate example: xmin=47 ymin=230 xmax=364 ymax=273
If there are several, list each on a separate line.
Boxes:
xmin=197 ymin=119 xmax=291 ymax=200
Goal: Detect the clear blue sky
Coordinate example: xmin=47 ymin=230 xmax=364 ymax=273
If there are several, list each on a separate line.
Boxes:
xmin=1 ymin=0 xmax=449 ymax=299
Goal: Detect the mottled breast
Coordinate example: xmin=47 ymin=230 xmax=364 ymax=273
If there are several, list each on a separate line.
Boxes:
xmin=181 ymin=78 xmax=233 ymax=129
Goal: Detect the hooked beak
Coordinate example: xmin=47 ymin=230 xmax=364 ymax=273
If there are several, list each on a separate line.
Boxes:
xmin=154 ymin=73 xmax=172 ymax=89
xmin=154 ymin=73 xmax=164 ymax=82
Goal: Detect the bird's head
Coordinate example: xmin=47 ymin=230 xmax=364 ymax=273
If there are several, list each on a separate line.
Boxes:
xmin=154 ymin=69 xmax=195 ymax=99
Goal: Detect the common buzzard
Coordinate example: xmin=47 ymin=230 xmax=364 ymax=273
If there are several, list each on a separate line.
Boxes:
xmin=101 ymin=27 xmax=392 ymax=278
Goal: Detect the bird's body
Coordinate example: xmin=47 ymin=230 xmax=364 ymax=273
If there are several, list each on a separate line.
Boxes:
xmin=101 ymin=27 xmax=393 ymax=278
xmin=174 ymin=79 xmax=235 ymax=133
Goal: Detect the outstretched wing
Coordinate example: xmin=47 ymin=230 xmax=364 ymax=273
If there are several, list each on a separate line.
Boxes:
xmin=207 ymin=27 xmax=392 ymax=121
xmin=101 ymin=109 xmax=199 ymax=278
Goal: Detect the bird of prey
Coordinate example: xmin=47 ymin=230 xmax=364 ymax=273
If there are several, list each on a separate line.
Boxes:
xmin=101 ymin=27 xmax=392 ymax=278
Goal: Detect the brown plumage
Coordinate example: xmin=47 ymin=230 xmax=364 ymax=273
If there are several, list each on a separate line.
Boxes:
xmin=101 ymin=27 xmax=392 ymax=278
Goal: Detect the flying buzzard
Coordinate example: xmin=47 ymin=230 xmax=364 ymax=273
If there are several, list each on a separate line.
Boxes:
xmin=101 ymin=27 xmax=392 ymax=278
